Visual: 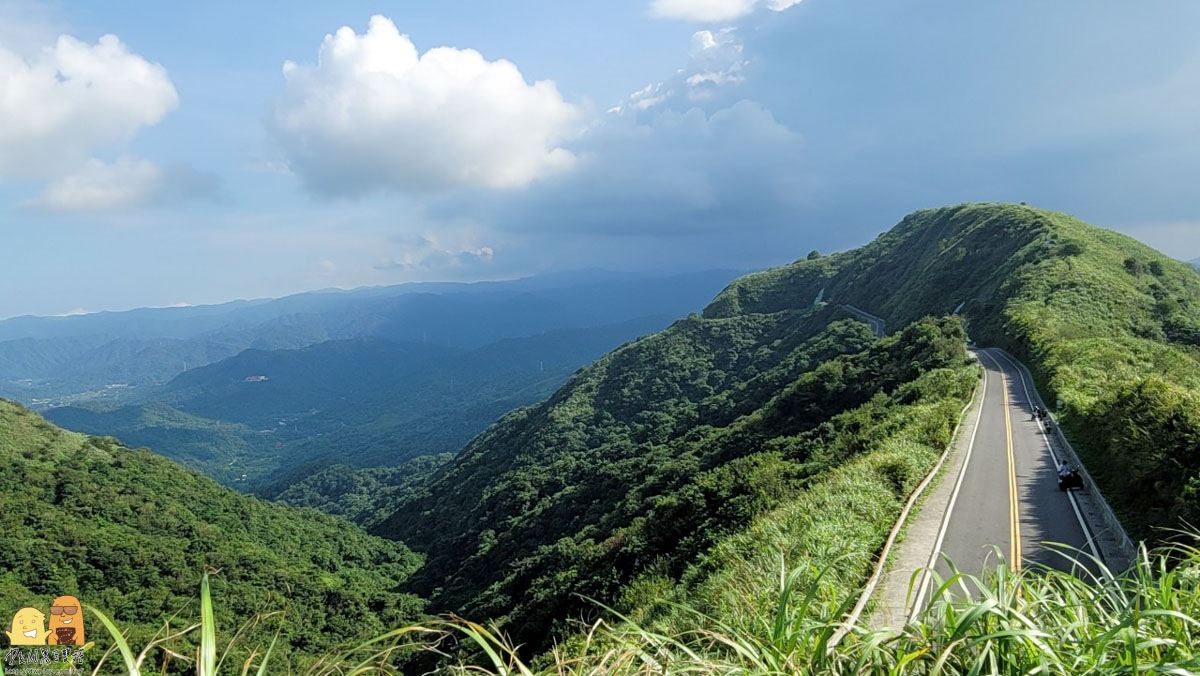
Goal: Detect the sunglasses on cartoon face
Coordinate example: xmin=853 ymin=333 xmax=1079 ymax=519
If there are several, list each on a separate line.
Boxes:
xmin=49 ymin=606 xmax=78 ymax=615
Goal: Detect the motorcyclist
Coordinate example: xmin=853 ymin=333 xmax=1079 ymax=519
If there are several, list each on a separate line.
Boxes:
xmin=1057 ymin=461 xmax=1072 ymax=479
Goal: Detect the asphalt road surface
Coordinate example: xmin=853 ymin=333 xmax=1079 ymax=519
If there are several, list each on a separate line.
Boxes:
xmin=842 ymin=304 xmax=886 ymax=336
xmin=910 ymin=348 xmax=1098 ymax=610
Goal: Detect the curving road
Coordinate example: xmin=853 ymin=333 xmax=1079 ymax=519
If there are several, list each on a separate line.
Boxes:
xmin=842 ymin=304 xmax=886 ymax=336
xmin=906 ymin=348 xmax=1100 ymax=615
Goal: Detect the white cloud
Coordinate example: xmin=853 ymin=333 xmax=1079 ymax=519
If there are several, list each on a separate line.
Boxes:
xmin=25 ymin=157 xmax=219 ymax=212
xmin=686 ymin=29 xmax=745 ymax=98
xmin=0 ymin=33 xmax=177 ymax=179
xmin=374 ymin=231 xmax=496 ymax=270
xmin=27 ymin=157 xmax=160 ymax=211
xmin=650 ymin=0 xmax=801 ymax=22
xmin=613 ymin=29 xmax=745 ymax=113
xmin=273 ymin=15 xmax=581 ymax=196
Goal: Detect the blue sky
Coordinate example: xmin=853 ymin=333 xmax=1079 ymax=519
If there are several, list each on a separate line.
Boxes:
xmin=1 ymin=0 xmax=1198 ymax=318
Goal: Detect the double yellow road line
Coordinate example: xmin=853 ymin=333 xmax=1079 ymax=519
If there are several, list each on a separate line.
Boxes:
xmin=1002 ymin=361 xmax=1022 ymax=572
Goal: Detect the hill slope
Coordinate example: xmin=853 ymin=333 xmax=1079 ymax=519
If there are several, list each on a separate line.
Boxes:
xmin=47 ymin=317 xmax=670 ymax=487
xmin=0 ymin=399 xmax=424 ymax=662
xmin=706 ymin=203 xmax=1200 ymax=537
xmin=375 ymin=303 xmax=975 ymax=647
xmin=371 ymin=203 xmax=1200 ymax=652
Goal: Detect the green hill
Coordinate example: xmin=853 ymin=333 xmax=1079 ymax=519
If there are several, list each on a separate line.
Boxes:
xmin=0 ymin=398 xmax=424 ymax=663
xmin=375 ymin=305 xmax=975 ymax=648
xmin=46 ymin=317 xmax=671 ymax=489
xmin=708 ymin=203 xmax=1200 ymax=537
xmin=372 ymin=202 xmax=1200 ymax=654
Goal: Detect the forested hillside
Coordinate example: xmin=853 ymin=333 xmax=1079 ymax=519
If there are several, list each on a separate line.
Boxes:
xmin=376 ymin=303 xmax=974 ymax=648
xmin=366 ymin=203 xmax=1200 ymax=654
xmin=0 ymin=399 xmax=425 ymax=662
xmin=707 ymin=203 xmax=1200 ymax=538
xmin=47 ymin=317 xmax=669 ymax=487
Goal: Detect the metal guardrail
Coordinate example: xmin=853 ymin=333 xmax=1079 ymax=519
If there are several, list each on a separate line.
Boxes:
xmin=840 ymin=304 xmax=886 ymax=337
xmin=992 ymin=349 xmax=1136 ymax=571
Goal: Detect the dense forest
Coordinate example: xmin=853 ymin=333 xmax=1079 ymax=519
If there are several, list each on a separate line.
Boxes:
xmin=46 ymin=317 xmax=671 ymax=487
xmin=376 ymin=302 xmax=974 ymax=649
xmin=0 ymin=399 xmax=425 ymax=663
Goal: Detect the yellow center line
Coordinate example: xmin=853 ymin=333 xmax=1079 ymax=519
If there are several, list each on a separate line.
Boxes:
xmin=1003 ymin=367 xmax=1022 ymax=572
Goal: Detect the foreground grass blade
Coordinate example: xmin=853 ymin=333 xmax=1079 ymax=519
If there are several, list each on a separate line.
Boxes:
xmin=87 ymin=605 xmax=141 ymax=676
xmin=199 ymin=573 xmax=217 ymax=676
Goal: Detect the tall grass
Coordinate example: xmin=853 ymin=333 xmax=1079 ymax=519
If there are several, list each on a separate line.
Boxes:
xmin=88 ymin=538 xmax=1200 ymax=674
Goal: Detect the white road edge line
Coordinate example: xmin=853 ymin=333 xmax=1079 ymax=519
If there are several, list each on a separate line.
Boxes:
xmin=992 ymin=349 xmax=1101 ymax=563
xmin=907 ymin=350 xmax=989 ymax=621
xmin=827 ymin=355 xmax=980 ymax=646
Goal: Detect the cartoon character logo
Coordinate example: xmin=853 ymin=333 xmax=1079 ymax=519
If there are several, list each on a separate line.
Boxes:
xmin=47 ymin=596 xmax=84 ymax=646
xmin=5 ymin=607 xmax=47 ymax=645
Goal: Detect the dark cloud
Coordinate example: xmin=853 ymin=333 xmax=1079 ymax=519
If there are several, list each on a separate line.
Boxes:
xmin=432 ymin=100 xmax=813 ymax=238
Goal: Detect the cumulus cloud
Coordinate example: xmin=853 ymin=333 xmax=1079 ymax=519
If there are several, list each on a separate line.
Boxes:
xmin=0 ymin=33 xmax=178 ymax=179
xmin=273 ymin=15 xmax=581 ymax=197
xmin=25 ymin=157 xmax=219 ymax=212
xmin=685 ymin=29 xmax=745 ymax=99
xmin=612 ymin=29 xmax=746 ymax=114
xmin=374 ymin=232 xmax=496 ymax=270
xmin=650 ymin=0 xmax=801 ymax=23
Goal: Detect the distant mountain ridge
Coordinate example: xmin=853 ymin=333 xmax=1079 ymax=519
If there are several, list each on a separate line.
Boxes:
xmin=1 ymin=270 xmax=743 ymax=404
xmin=46 ymin=316 xmax=673 ymax=486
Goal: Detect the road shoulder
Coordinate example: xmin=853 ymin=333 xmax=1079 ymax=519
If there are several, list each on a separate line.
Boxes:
xmin=868 ymin=357 xmax=987 ymax=628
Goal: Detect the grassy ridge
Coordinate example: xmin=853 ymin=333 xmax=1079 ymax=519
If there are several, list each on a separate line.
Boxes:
xmin=707 ymin=203 xmax=1200 ymax=540
xmin=375 ymin=309 xmax=972 ymax=653
xmin=626 ymin=364 xmax=978 ymax=635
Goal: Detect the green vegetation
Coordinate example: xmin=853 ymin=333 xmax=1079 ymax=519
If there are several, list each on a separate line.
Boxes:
xmin=271 ymin=454 xmax=453 ymax=527
xmin=376 ymin=307 xmax=975 ymax=652
xmin=47 ymin=318 xmax=670 ymax=488
xmin=85 ymin=536 xmax=1200 ymax=674
xmin=416 ymin=537 xmax=1200 ymax=674
xmin=706 ymin=203 xmax=1200 ymax=540
xmin=10 ymin=203 xmax=1200 ymax=673
xmin=369 ymin=202 xmax=1199 ymax=659
xmin=0 ymin=399 xmax=424 ymax=665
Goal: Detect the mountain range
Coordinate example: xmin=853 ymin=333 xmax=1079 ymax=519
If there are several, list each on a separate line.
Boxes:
xmin=374 ymin=203 xmax=1200 ymax=648
xmin=46 ymin=316 xmax=672 ymax=486
xmin=0 ymin=269 xmax=742 ymax=405
xmin=5 ymin=203 xmax=1199 ymax=666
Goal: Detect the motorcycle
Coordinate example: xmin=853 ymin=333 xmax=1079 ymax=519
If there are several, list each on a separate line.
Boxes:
xmin=1058 ymin=469 xmax=1083 ymax=491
